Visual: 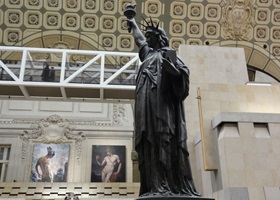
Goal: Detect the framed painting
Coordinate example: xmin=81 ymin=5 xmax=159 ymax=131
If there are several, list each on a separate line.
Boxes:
xmin=30 ymin=143 xmax=70 ymax=182
xmin=91 ymin=145 xmax=126 ymax=182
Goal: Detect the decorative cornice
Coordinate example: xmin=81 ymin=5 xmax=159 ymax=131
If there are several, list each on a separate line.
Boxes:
xmin=2 ymin=103 xmax=128 ymax=127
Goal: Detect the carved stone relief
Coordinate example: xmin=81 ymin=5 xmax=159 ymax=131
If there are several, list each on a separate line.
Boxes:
xmin=272 ymin=45 xmax=280 ymax=56
xmin=171 ymin=2 xmax=187 ymax=19
xmin=112 ymin=104 xmax=128 ymax=125
xmin=220 ymin=0 xmax=257 ymax=40
xmin=188 ymin=22 xmax=203 ymax=38
xmin=20 ymin=114 xmax=85 ymax=164
xmin=19 ymin=115 xmax=85 ymax=182
xmin=47 ymin=41 xmax=74 ymax=63
xmin=170 ymin=38 xmax=184 ymax=51
xmin=47 ymin=0 xmax=59 ymax=8
xmin=7 ymin=103 xmax=128 ymax=127
xmin=272 ymin=27 xmax=280 ymax=41
xmin=27 ymin=13 xmax=40 ymax=25
xmin=255 ymin=25 xmax=269 ymax=41
xmin=27 ymin=0 xmax=40 ymax=7
xmin=7 ymin=31 xmax=19 ymax=42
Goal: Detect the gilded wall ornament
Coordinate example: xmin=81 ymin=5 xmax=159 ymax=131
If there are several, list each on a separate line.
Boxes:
xmin=220 ymin=0 xmax=257 ymax=40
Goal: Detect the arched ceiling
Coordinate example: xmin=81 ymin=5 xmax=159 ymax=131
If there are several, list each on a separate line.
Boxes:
xmin=0 ymin=0 xmax=280 ymax=81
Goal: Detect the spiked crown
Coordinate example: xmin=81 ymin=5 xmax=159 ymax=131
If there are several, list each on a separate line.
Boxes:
xmin=140 ymin=16 xmax=169 ymax=47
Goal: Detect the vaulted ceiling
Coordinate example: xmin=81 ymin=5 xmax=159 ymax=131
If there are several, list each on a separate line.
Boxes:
xmin=0 ymin=0 xmax=280 ymax=81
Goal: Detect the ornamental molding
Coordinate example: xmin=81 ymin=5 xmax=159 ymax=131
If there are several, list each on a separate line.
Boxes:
xmin=220 ymin=0 xmax=257 ymax=40
xmin=0 ymin=104 xmax=127 ymax=127
xmin=20 ymin=115 xmax=85 ymax=164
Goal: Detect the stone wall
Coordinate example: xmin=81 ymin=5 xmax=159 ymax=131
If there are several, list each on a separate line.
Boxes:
xmin=180 ymin=45 xmax=280 ymax=200
xmin=211 ymin=113 xmax=280 ymax=200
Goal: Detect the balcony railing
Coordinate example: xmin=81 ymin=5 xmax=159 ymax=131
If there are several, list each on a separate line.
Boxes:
xmin=0 ymin=46 xmax=140 ymax=102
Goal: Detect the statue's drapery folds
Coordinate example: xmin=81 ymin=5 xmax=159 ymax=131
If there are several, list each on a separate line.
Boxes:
xmin=125 ymin=3 xmax=200 ymax=197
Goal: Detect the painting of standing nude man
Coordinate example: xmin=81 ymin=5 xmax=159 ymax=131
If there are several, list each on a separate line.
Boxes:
xmin=91 ymin=145 xmax=126 ymax=182
xmin=30 ymin=143 xmax=70 ymax=182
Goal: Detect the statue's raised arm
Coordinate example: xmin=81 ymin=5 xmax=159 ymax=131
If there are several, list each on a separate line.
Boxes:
xmin=124 ymin=4 xmax=145 ymax=48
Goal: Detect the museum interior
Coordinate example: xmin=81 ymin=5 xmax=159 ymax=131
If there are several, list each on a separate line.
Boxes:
xmin=0 ymin=0 xmax=280 ymax=200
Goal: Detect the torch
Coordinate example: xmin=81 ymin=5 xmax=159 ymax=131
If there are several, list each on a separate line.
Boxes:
xmin=124 ymin=3 xmax=136 ymax=33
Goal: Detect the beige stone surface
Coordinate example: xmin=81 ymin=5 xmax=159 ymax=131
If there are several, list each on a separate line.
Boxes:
xmin=248 ymin=187 xmax=266 ymax=200
xmin=178 ymin=45 xmax=280 ymax=199
xmin=264 ymin=187 xmax=280 ymax=200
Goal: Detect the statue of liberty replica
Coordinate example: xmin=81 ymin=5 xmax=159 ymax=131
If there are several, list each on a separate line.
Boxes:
xmin=124 ymin=4 xmax=209 ymax=199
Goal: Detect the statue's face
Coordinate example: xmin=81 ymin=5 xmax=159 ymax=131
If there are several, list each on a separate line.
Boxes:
xmin=145 ymin=32 xmax=158 ymax=48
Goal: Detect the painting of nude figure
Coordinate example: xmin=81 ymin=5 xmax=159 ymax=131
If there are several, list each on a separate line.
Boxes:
xmin=91 ymin=145 xmax=126 ymax=182
xmin=30 ymin=143 xmax=70 ymax=182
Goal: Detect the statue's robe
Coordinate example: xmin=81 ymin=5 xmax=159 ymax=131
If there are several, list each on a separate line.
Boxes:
xmin=135 ymin=43 xmax=200 ymax=196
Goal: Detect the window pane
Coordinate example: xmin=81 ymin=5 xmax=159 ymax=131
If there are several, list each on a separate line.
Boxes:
xmin=0 ymin=146 xmax=11 ymax=182
xmin=0 ymin=163 xmax=2 ymax=179
xmin=0 ymin=148 xmax=4 ymax=160
xmin=3 ymin=164 xmax=8 ymax=182
xmin=6 ymin=148 xmax=10 ymax=160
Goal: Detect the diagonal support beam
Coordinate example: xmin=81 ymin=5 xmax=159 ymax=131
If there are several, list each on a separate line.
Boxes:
xmin=103 ymin=56 xmax=139 ymax=85
xmin=0 ymin=60 xmax=19 ymax=81
xmin=19 ymin=85 xmax=30 ymax=99
xmin=63 ymin=54 xmax=102 ymax=83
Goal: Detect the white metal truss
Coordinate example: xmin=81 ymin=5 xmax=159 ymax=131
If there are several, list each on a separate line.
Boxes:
xmin=0 ymin=46 xmax=139 ymax=103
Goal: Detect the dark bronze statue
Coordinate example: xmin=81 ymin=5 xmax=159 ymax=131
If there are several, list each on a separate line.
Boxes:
xmin=125 ymin=4 xmax=201 ymax=198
